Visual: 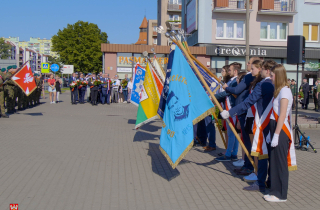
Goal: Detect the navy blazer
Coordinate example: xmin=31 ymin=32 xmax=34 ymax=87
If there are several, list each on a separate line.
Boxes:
xmin=229 ymin=78 xmax=274 ymax=118
xmin=215 ymin=77 xmax=238 ymax=107
xmin=225 ymin=73 xmax=255 ymax=108
xmin=69 ymin=77 xmax=77 ymax=84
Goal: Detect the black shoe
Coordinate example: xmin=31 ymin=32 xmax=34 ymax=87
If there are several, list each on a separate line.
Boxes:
xmin=1 ymin=114 xmax=9 ymax=118
xmin=316 ymin=110 xmax=319 ymax=112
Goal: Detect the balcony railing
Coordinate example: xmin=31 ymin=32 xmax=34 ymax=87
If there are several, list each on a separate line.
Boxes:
xmin=213 ymin=0 xmax=252 ymax=9
xmin=258 ymin=0 xmax=296 ymax=15
xmin=167 ymin=3 xmax=182 ymax=11
xmin=213 ymin=0 xmax=252 ymax=13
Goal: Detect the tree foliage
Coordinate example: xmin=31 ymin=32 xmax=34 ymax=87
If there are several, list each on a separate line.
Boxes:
xmin=0 ymin=38 xmax=11 ymax=59
xmin=51 ymin=21 xmax=109 ymax=73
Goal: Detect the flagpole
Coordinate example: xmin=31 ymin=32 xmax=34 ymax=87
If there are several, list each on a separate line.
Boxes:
xmin=166 ymin=33 xmax=257 ymax=172
xmin=143 ymin=51 xmax=165 ymax=84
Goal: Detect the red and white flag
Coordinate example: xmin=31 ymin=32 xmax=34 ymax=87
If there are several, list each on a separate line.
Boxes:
xmin=11 ymin=61 xmax=37 ymax=96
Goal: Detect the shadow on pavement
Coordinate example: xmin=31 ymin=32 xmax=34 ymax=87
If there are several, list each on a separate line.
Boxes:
xmin=127 ymin=119 xmax=136 ymax=124
xmin=147 ymin=143 xmax=180 ymax=181
xmin=138 ymin=121 xmax=161 ymax=132
xmin=133 ymin=131 xmax=159 ymax=142
xmin=23 ymin=112 xmax=43 ymax=116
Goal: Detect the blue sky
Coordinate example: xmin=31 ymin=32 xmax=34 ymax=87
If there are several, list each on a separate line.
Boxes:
xmin=0 ymin=0 xmax=157 ymax=44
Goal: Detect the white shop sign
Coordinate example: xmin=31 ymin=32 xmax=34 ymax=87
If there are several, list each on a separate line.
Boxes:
xmin=117 ymin=67 xmax=133 ymax=73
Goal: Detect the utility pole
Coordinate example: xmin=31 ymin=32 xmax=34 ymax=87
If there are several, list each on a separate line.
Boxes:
xmin=245 ymin=0 xmax=250 ymax=65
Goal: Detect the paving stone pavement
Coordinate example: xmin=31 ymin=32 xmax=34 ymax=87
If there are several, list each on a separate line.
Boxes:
xmin=0 ymin=92 xmax=320 ymax=210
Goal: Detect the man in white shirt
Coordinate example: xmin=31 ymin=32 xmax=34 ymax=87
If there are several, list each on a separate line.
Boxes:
xmin=112 ymin=75 xmax=120 ymax=103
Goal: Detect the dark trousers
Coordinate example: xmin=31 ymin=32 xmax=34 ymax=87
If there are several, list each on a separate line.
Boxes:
xmin=91 ymin=89 xmax=98 ymax=103
xmin=123 ymin=89 xmax=128 ymax=101
xmin=269 ymin=120 xmax=289 ymax=200
xmin=100 ymin=88 xmax=108 ymax=104
xmin=257 ymin=143 xmax=271 ymax=188
xmin=194 ymin=116 xmax=216 ymax=147
xmin=239 ymin=115 xmax=254 ymax=171
xmin=71 ymin=90 xmax=78 ymax=104
xmin=317 ymin=97 xmax=320 ymax=110
xmin=79 ymin=88 xmax=86 ymax=103
xmin=106 ymin=91 xmax=110 ymax=104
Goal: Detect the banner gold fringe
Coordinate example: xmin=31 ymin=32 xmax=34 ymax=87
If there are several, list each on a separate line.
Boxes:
xmin=192 ymin=107 xmax=216 ymax=125
xmin=288 ymin=165 xmax=297 ymax=171
xmin=159 ymin=140 xmax=194 ymax=169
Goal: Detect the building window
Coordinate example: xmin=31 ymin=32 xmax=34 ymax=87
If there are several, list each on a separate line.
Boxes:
xmin=216 ymin=20 xmax=245 ymax=39
xmin=169 ymin=0 xmax=182 ymax=4
xmin=260 ymin=22 xmax=287 ymax=41
xmin=169 ymin=15 xmax=180 ymax=21
xmin=303 ymin=24 xmax=319 ymax=42
xmin=153 ymin=38 xmax=157 ymax=45
xmin=153 ymin=26 xmax=157 ymax=32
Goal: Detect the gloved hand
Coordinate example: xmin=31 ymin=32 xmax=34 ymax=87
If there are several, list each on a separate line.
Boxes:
xmin=220 ymin=110 xmax=230 ymax=119
xmin=271 ymin=133 xmax=279 ymax=147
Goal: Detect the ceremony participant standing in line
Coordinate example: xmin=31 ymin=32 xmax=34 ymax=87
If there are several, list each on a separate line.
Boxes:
xmin=300 ymin=77 xmax=310 ymax=109
xmin=215 ymin=62 xmax=240 ymax=161
xmin=122 ymin=74 xmax=129 ymax=103
xmin=100 ymin=74 xmax=108 ymax=105
xmin=313 ymin=80 xmax=318 ymax=111
xmin=86 ymin=73 xmax=91 ymax=102
xmin=5 ymin=66 xmax=17 ymax=113
xmin=69 ymin=73 xmax=78 ymax=105
xmin=222 ymin=57 xmax=260 ymax=173
xmin=48 ymin=74 xmax=56 ymax=104
xmin=78 ymin=73 xmax=86 ymax=104
xmin=127 ymin=77 xmax=133 ymax=103
xmin=55 ymin=75 xmax=62 ymax=103
xmin=88 ymin=73 xmax=99 ymax=105
xmin=317 ymin=78 xmax=320 ymax=112
xmin=105 ymin=74 xmax=111 ymax=105
xmin=290 ymin=79 xmax=297 ymax=109
xmin=221 ymin=60 xmax=276 ymax=192
xmin=264 ymin=64 xmax=297 ymax=202
xmin=0 ymin=67 xmax=14 ymax=118
xmin=112 ymin=75 xmax=120 ymax=103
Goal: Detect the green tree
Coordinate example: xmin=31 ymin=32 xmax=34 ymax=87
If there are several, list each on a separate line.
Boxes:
xmin=0 ymin=38 xmax=11 ymax=59
xmin=51 ymin=21 xmax=109 ymax=73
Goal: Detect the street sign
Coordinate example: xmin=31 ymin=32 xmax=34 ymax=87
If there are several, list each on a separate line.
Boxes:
xmin=51 ymin=64 xmax=59 ymax=72
xmin=41 ymin=63 xmax=50 ymax=73
xmin=61 ymin=65 xmax=74 ymax=74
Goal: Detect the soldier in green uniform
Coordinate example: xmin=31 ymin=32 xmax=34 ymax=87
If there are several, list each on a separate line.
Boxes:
xmin=313 ymin=80 xmax=318 ymax=111
xmin=35 ymin=74 xmax=42 ymax=104
xmin=17 ymin=86 xmax=24 ymax=110
xmin=316 ymin=78 xmax=320 ymax=112
xmin=5 ymin=66 xmax=18 ymax=114
xmin=290 ymin=79 xmax=297 ymax=109
xmin=0 ymin=67 xmax=15 ymax=118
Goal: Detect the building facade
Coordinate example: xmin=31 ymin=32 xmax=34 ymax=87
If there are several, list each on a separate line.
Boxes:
xmin=180 ymin=0 xmax=320 ymax=86
xmin=157 ymin=0 xmax=182 ymax=46
xmin=147 ymin=19 xmax=158 ymax=46
xmin=294 ymin=0 xmax=320 ymax=84
xmin=3 ymin=37 xmax=58 ymax=57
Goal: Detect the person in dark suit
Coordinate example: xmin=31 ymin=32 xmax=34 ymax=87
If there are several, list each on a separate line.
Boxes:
xmin=214 ymin=62 xmax=240 ymax=162
xmin=88 ymin=73 xmax=99 ymax=106
xmin=300 ymin=77 xmax=310 ymax=109
xmin=100 ymin=74 xmax=108 ymax=105
xmin=78 ymin=73 xmax=87 ymax=104
xmin=69 ymin=73 xmax=78 ymax=104
xmin=222 ymin=57 xmax=261 ymax=175
xmin=105 ymin=74 xmax=111 ymax=104
xmin=221 ymin=60 xmax=275 ymax=193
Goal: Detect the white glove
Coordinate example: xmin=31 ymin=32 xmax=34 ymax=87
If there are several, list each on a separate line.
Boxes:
xmin=271 ymin=133 xmax=279 ymax=147
xmin=220 ymin=110 xmax=230 ymax=119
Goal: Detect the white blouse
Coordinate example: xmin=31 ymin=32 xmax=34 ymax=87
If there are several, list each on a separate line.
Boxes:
xmin=271 ymin=87 xmax=293 ymax=120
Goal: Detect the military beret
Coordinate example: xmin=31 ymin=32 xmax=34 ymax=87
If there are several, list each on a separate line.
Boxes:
xmin=7 ymin=66 xmax=12 ymax=70
xmin=1 ymin=68 xmax=6 ymax=72
xmin=12 ymin=65 xmax=17 ymax=69
xmin=303 ymin=77 xmax=307 ymax=79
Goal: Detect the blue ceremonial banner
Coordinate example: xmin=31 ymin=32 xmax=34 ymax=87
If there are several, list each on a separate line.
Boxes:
xmin=157 ymin=44 xmax=175 ymax=119
xmin=130 ymin=64 xmax=146 ymax=106
xmin=159 ymin=47 xmax=215 ymax=169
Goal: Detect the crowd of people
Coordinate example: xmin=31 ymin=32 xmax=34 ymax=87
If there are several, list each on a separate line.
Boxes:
xmin=0 ymin=65 xmax=43 ymax=118
xmin=195 ymin=58 xmax=296 ymax=203
xmin=65 ymin=72 xmax=133 ymax=105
